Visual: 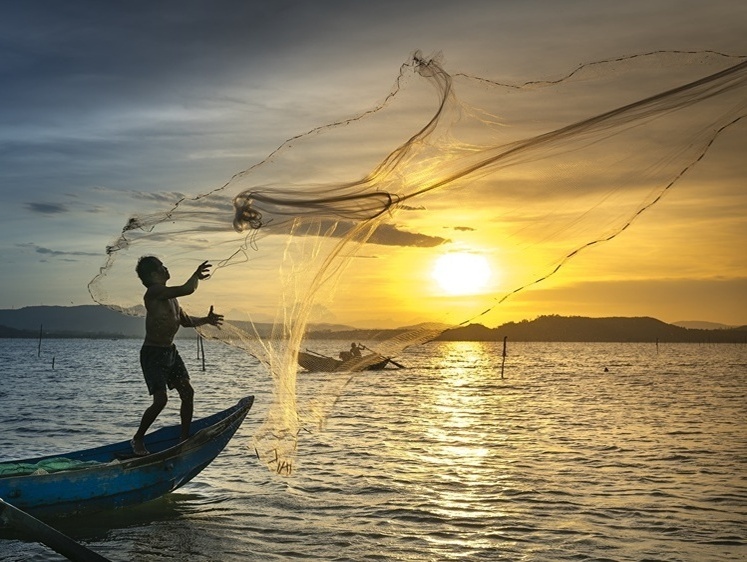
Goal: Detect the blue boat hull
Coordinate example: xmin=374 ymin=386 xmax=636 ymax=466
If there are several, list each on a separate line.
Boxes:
xmin=0 ymin=396 xmax=254 ymax=519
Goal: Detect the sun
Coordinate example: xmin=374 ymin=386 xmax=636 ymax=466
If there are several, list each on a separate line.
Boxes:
xmin=432 ymin=252 xmax=492 ymax=295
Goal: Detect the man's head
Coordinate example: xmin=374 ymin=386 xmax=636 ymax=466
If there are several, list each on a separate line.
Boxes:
xmin=136 ymin=256 xmax=168 ymax=287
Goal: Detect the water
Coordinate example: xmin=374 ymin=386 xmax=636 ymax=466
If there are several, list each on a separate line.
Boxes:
xmin=1 ymin=338 xmax=745 ymax=561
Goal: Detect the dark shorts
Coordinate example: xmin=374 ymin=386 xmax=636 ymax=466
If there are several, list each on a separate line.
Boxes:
xmin=140 ymin=345 xmax=190 ymax=395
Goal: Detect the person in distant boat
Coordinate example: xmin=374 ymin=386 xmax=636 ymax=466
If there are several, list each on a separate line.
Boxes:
xmin=340 ymin=342 xmax=363 ymax=361
xmin=131 ymin=257 xmax=224 ymax=456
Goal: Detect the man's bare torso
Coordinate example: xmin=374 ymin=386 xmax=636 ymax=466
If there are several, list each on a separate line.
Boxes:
xmin=143 ymin=292 xmax=182 ymax=347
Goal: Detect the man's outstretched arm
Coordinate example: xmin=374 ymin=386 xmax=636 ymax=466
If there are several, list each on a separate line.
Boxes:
xmin=180 ymin=305 xmax=224 ymax=328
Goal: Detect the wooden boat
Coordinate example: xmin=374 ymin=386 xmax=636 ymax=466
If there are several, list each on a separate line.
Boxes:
xmin=298 ymin=351 xmax=390 ymax=372
xmin=0 ymin=395 xmax=254 ymax=520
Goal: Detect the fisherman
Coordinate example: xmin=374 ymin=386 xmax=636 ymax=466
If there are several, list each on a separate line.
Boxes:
xmin=340 ymin=342 xmax=363 ymax=361
xmin=131 ymin=257 xmax=223 ymax=456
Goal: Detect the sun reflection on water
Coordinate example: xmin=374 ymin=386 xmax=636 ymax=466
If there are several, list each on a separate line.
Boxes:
xmin=409 ymin=341 xmax=514 ymax=528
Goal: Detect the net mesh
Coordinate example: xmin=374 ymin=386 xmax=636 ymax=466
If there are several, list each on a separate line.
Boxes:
xmin=89 ymin=50 xmax=747 ymax=474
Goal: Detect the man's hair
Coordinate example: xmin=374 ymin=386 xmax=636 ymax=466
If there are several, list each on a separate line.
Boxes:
xmin=136 ymin=256 xmax=161 ymax=286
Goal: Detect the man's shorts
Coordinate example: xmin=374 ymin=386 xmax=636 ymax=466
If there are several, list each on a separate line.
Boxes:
xmin=140 ymin=345 xmax=190 ymax=395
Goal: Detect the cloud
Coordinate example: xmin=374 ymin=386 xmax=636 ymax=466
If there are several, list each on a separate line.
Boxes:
xmin=23 ymin=196 xmax=116 ymax=216
xmin=128 ymin=190 xmax=188 ymax=204
xmin=18 ymin=243 xmax=99 ymax=258
xmin=295 ymin=219 xmax=449 ymax=247
xmin=130 ymin=216 xmax=449 ymax=249
xmin=367 ymin=223 xmax=449 ymax=247
xmin=91 ymin=187 xmax=188 ymax=204
xmin=25 ymin=202 xmax=69 ymax=214
xmin=513 ymin=276 xmax=747 ymax=325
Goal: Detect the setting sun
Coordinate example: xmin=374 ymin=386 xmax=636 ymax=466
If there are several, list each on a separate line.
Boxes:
xmin=432 ymin=252 xmax=492 ymax=295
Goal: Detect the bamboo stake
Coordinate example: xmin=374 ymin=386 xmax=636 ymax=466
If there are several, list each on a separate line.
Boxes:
xmin=200 ymin=335 xmax=206 ymax=371
xmin=500 ymin=336 xmax=507 ymax=379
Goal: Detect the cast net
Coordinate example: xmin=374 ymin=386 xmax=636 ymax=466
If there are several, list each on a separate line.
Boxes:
xmin=89 ymin=50 xmax=747 ymax=475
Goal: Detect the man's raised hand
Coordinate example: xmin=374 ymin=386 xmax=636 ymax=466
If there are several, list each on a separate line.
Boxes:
xmin=195 ymin=260 xmax=212 ymax=280
xmin=207 ymin=305 xmax=224 ymax=327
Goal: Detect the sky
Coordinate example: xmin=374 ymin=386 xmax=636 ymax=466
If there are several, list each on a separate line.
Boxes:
xmin=1 ymin=0 xmax=746 ymax=327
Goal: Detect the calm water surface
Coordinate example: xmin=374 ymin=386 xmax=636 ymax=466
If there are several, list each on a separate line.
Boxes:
xmin=0 ymin=338 xmax=745 ymax=561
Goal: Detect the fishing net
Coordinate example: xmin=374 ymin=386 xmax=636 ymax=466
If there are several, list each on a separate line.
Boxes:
xmin=89 ymin=50 xmax=747 ymax=475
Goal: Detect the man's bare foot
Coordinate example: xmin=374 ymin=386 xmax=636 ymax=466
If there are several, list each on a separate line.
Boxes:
xmin=130 ymin=437 xmax=149 ymax=456
xmin=179 ymin=434 xmax=190 ymax=444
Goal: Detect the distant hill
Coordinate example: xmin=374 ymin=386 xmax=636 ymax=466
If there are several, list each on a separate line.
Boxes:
xmin=673 ymin=320 xmax=734 ymax=330
xmin=0 ymin=305 xmax=145 ymax=338
xmin=435 ymin=315 xmax=747 ymax=343
xmin=0 ymin=306 xmax=381 ymax=340
xmin=1 ymin=307 xmax=745 ymax=343
xmin=0 ymin=324 xmax=39 ymax=338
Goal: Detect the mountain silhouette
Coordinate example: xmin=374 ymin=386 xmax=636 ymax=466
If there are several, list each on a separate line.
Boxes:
xmin=435 ymin=315 xmax=747 ymax=343
xmin=0 ymin=305 xmax=144 ymax=338
xmin=0 ymin=307 xmax=744 ymax=342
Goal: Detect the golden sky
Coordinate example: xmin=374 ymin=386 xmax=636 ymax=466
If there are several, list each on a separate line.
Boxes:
xmin=2 ymin=1 xmax=746 ymax=327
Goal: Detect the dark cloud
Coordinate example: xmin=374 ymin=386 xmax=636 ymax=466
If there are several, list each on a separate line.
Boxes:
xmin=125 ymin=218 xmax=449 ymax=249
xmin=23 ymin=198 xmax=108 ymax=216
xmin=25 ymin=202 xmax=68 ymax=214
xmin=367 ymin=223 xmax=449 ymax=247
xmin=18 ymin=243 xmax=99 ymax=257
xmin=312 ymin=220 xmax=449 ymax=247
xmin=0 ymin=1 xmax=377 ymax=122
xmin=0 ymin=2 xmax=329 ymax=202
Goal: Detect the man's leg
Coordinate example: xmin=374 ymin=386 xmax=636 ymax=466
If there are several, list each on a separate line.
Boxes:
xmin=175 ymin=380 xmax=194 ymax=442
xmin=132 ymin=390 xmax=168 ymax=455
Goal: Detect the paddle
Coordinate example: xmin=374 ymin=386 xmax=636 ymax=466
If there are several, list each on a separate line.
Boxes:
xmin=359 ymin=344 xmax=406 ymax=369
xmin=0 ymin=498 xmax=111 ymax=561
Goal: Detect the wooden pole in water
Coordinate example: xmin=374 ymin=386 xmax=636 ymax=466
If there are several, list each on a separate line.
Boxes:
xmin=500 ymin=336 xmax=507 ymax=379
xmin=37 ymin=324 xmax=43 ymax=357
xmin=0 ymin=498 xmax=111 ymax=561
xmin=200 ymin=335 xmax=206 ymax=371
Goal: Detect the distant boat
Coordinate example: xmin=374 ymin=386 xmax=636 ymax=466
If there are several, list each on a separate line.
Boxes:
xmin=298 ymin=351 xmax=391 ymax=372
xmin=0 ymin=396 xmax=254 ymax=519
